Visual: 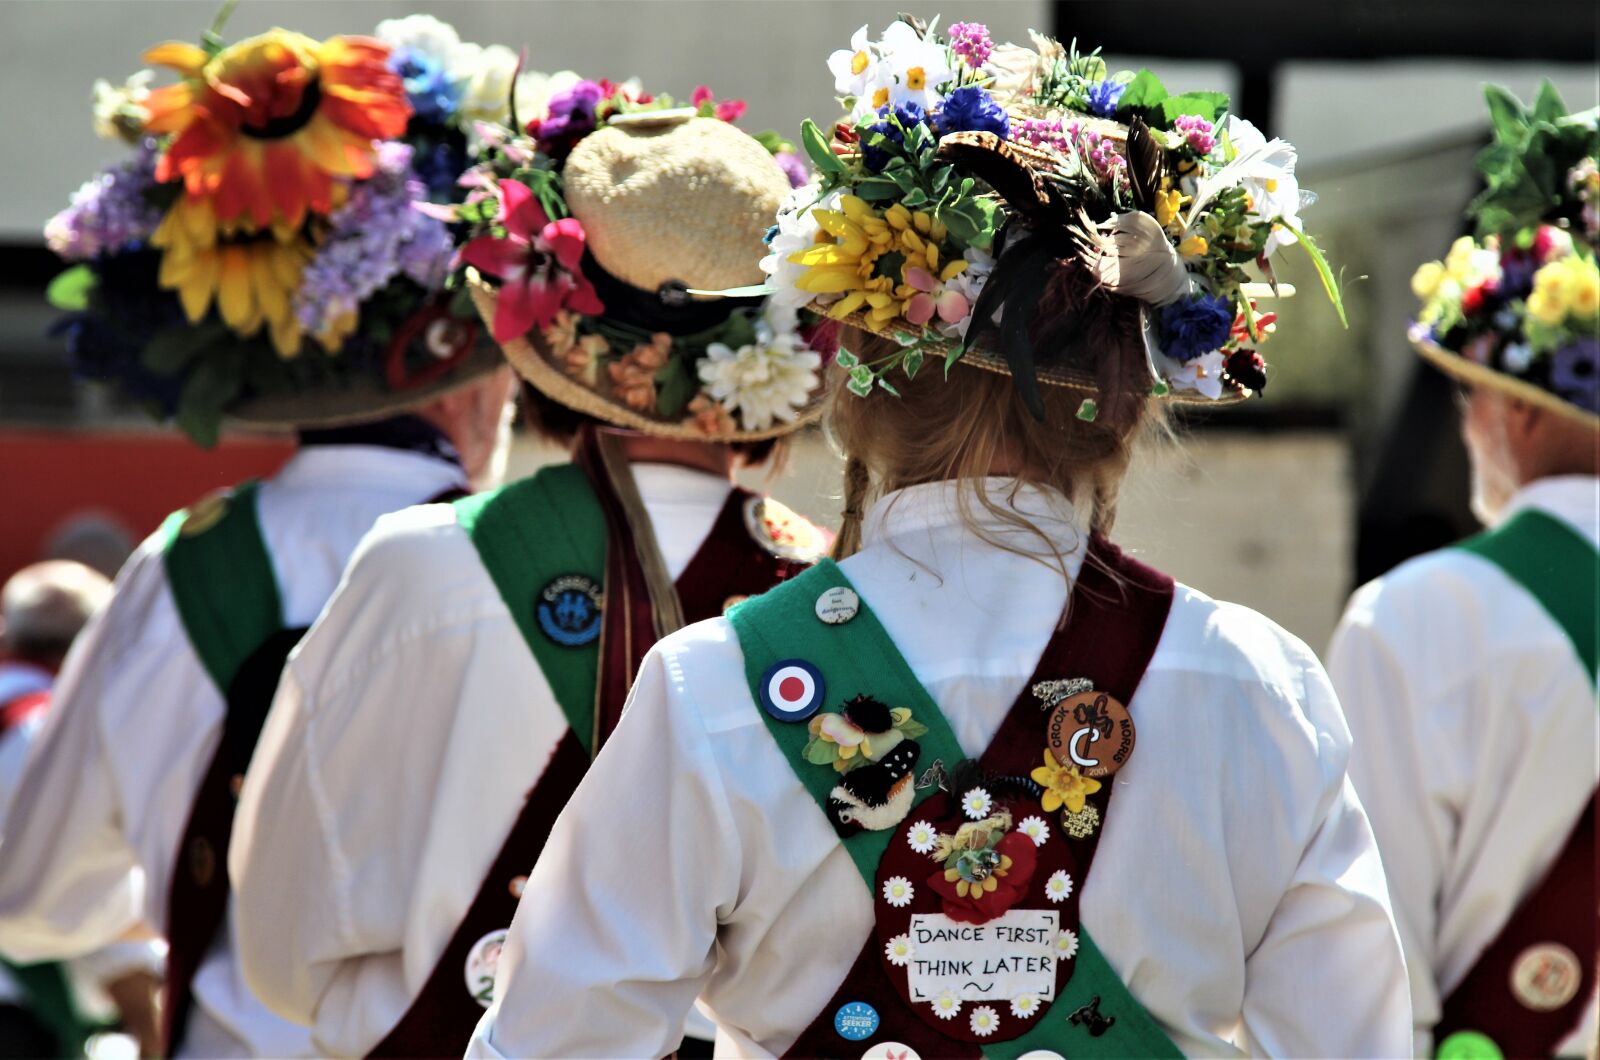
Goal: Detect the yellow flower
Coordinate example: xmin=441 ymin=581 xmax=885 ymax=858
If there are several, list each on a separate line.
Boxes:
xmin=1178 ymin=234 xmax=1209 ymax=258
xmin=1568 ymin=259 xmax=1599 ymax=319
xmin=1155 ymin=188 xmax=1187 ymax=229
xmin=1029 ymin=748 xmax=1101 ymax=815
xmin=788 ymin=196 xmax=953 ymax=329
xmin=1528 ymin=260 xmax=1574 ymax=326
xmin=906 ymin=66 xmax=927 ymax=91
xmin=1411 ymin=261 xmax=1447 ymax=300
xmin=1445 ymin=236 xmax=1478 ymax=282
xmin=871 ymin=86 xmax=890 ymax=109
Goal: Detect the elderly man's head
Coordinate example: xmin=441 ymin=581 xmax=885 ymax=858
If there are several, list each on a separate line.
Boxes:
xmin=0 ymin=561 xmax=112 ymax=673
xmin=1460 ymin=386 xmax=1600 ymax=524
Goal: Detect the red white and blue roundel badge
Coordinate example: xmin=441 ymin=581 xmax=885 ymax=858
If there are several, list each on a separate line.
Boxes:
xmin=760 ymin=659 xmax=826 ymax=722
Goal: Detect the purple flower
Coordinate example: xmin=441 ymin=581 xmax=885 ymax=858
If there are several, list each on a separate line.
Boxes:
xmin=861 ymin=102 xmax=928 ymax=173
xmin=539 ymin=80 xmax=605 ymax=141
xmin=293 ymin=142 xmax=454 ymax=339
xmin=774 ymin=150 xmax=809 ymax=189
xmin=45 ymin=140 xmax=162 ymax=261
xmin=1158 ymin=293 xmax=1234 ymax=362
xmin=1173 ymin=114 xmax=1216 ymax=156
xmin=935 ymin=86 xmax=1009 ymax=140
xmin=949 ymin=22 xmax=993 ymax=68
xmin=1551 ymin=337 xmax=1599 ymax=413
xmin=1085 ymin=79 xmax=1125 ymax=119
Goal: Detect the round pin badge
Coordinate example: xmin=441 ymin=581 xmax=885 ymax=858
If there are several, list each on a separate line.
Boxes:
xmin=463 ymin=929 xmax=509 ymax=1009
xmin=1015 ymin=1053 xmax=1068 ymax=1060
xmin=535 ymin=574 xmax=603 ymax=647
xmin=815 ymin=586 xmax=861 ymax=625
xmin=1435 ymin=1031 xmax=1504 ymax=1060
xmin=834 ymin=1001 xmax=880 ymax=1041
xmin=759 ymin=659 xmax=826 ymax=722
xmin=1509 ymin=942 xmax=1581 ymax=1011
xmin=1046 ymin=690 xmax=1135 ymax=779
xmin=861 ymin=1043 xmax=921 ymax=1060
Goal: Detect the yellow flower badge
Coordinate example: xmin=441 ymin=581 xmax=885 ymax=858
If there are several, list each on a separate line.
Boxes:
xmin=1031 ymin=747 xmax=1101 ymax=814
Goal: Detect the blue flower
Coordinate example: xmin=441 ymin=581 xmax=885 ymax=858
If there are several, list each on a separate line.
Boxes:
xmin=390 ymin=47 xmax=461 ymax=124
xmin=935 ymin=86 xmax=1010 ymax=140
xmin=1085 ymin=79 xmax=1125 ymax=119
xmin=861 ymin=102 xmax=928 ymax=173
xmin=1551 ymin=337 xmax=1599 ymax=413
xmin=1158 ymin=293 xmax=1234 ymax=362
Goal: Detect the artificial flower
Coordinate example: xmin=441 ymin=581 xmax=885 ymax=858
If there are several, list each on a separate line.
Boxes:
xmin=1030 ymin=747 xmax=1103 ymax=814
xmin=1155 ymin=187 xmax=1187 ymax=229
xmin=948 ymin=22 xmax=993 ymax=68
xmin=1084 ymin=78 xmax=1124 ymax=119
xmin=697 ymin=311 xmax=823 ymax=430
xmin=1009 ymin=994 xmax=1041 ymax=1019
xmin=961 ymin=787 xmax=993 ymax=819
xmin=935 ymin=86 xmax=1009 ymax=140
xmin=607 ymin=333 xmax=672 ymax=411
xmin=1551 ymin=337 xmax=1599 ymax=412
xmin=687 ymin=393 xmax=736 ymax=435
xmin=826 ymin=24 xmax=881 ymax=100
xmin=144 ymin=29 xmax=411 ymax=230
xmin=969 ymin=1006 xmax=1000 ymax=1037
xmin=876 ymin=20 xmax=954 ymax=111
xmin=907 ymin=820 xmax=938 ymax=854
xmin=1412 ymin=261 xmax=1447 ymax=301
xmin=884 ymin=934 xmax=915 ymax=967
xmin=1502 ymin=341 xmax=1536 ymax=373
xmin=561 ymin=333 xmax=611 ymax=389
xmin=690 ymin=85 xmax=747 ymax=123
xmin=1160 ymin=348 xmax=1227 ymax=400
xmin=539 ymin=80 xmax=605 ymax=142
xmin=929 ymin=831 xmax=1037 ymax=924
xmin=454 ymin=43 xmax=520 ymax=125
xmin=376 ymin=14 xmax=471 ymax=122
xmin=1173 ymin=114 xmax=1216 ymax=156
xmin=1055 ymin=928 xmax=1080 ymax=960
xmin=773 ymin=150 xmax=809 ymax=189
xmin=931 ymin=992 xmax=962 ymax=1020
xmin=1220 ymin=116 xmax=1304 ymax=255
xmin=861 ymin=101 xmax=929 ymax=173
xmin=460 ymin=178 xmax=603 ymax=342
xmin=1157 ymin=292 xmax=1234 ymax=362
xmin=1017 ymin=815 xmax=1050 ymax=847
xmin=92 ymin=71 xmax=153 ymax=143
xmin=1528 ymin=259 xmax=1574 ymax=325
xmin=761 ymin=185 xmax=831 ymax=310
xmin=882 ymin=876 xmax=915 ymax=908
xmin=1178 ymin=234 xmax=1209 ymax=258
xmin=790 ymin=196 xmax=961 ymax=331
xmin=1044 ymin=869 xmax=1074 ymax=903
xmin=46 ymin=142 xmax=163 ymax=261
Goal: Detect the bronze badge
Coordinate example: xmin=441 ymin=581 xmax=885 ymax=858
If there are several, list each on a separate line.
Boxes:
xmin=1044 ymin=690 xmax=1135 ymax=780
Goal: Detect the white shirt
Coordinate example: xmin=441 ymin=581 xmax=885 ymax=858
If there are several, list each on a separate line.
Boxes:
xmin=229 ymin=463 xmax=733 ymax=1057
xmin=0 ymin=445 xmax=467 ymax=1058
xmin=469 ymin=479 xmax=1412 ymax=1059
xmin=1329 ymin=475 xmax=1600 ymax=1057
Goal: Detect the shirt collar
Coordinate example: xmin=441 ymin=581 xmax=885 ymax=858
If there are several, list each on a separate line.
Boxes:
xmin=1501 ymin=474 xmax=1600 ymax=546
xmin=274 ymin=444 xmax=468 ymax=495
xmin=861 ymin=477 xmax=1089 ymax=580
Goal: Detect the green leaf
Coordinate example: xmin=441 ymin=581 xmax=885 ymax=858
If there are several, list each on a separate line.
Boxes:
xmin=45 ymin=265 xmax=96 ymax=311
xmin=752 ymin=129 xmax=796 ymax=155
xmin=142 ymin=321 xmax=227 ymax=376
xmin=835 ymin=347 xmax=859 ymax=369
xmin=854 ymin=178 xmax=902 ymax=202
xmin=943 ymin=345 xmax=964 ymax=379
xmin=1116 ymin=69 xmax=1168 ymax=115
xmin=800 ymin=119 xmax=844 ymax=174
xmin=804 ymin=738 xmax=840 ymax=766
xmin=902 ymin=348 xmax=924 ymax=379
xmin=1530 ymin=80 xmax=1567 ymax=125
xmin=653 ymin=354 xmax=696 ymax=419
xmin=1076 ymin=398 xmax=1099 ymax=422
xmin=877 ymin=376 xmax=901 ymax=397
xmin=1482 ymin=84 xmax=1528 ymax=146
xmin=849 ymin=363 xmax=874 ymax=389
xmin=898 ymin=718 xmax=929 ymax=740
xmin=174 ymin=348 xmax=244 ymax=449
xmin=847 ymin=375 xmax=874 ymax=398
xmin=902 ymin=187 xmax=929 ymax=208
xmin=1162 ymin=90 xmax=1230 ymax=125
xmin=1278 ymin=225 xmax=1348 ymax=328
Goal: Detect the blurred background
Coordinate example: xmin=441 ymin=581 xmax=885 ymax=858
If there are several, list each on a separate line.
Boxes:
xmin=0 ymin=0 xmax=1594 ymax=650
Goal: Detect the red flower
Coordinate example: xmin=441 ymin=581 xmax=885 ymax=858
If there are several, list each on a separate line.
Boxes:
xmin=691 ymin=84 xmax=714 ymax=107
xmin=691 ymin=85 xmax=747 ymax=124
xmin=926 ymin=831 xmax=1038 ymax=925
xmin=1461 ymin=281 xmax=1490 ymax=317
xmin=459 ymin=180 xmax=604 ymax=343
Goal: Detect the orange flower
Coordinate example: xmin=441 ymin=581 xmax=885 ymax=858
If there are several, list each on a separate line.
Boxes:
xmin=144 ymin=30 xmax=410 ymax=230
xmin=605 ymin=333 xmax=672 ymax=411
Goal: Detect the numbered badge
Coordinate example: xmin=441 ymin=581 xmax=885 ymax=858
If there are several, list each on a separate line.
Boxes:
xmin=463 ymin=929 xmax=509 ymax=1009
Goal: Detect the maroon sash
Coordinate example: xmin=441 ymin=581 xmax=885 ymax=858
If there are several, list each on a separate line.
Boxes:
xmin=782 ymin=539 xmax=1174 ymax=1059
xmin=160 ymin=487 xmax=467 ymax=1057
xmin=367 ymin=466 xmax=810 ymax=1057
xmin=1436 ymin=788 xmax=1598 ymax=1057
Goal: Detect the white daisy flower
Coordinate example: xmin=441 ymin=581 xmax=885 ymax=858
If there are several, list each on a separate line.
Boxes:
xmin=1009 ymin=993 xmax=1041 ymax=1019
xmin=961 ymin=787 xmax=993 ymax=820
xmin=698 ymin=308 xmax=822 ymax=432
xmin=1017 ymin=815 xmax=1050 ymax=847
xmin=969 ymin=1005 xmax=1000 ymax=1037
xmin=1055 ymin=928 xmax=1080 ymax=959
xmin=884 ymin=933 xmax=915 ymax=967
xmin=1044 ymin=869 xmax=1074 ymax=903
xmin=882 ymin=876 xmax=914 ymax=908
xmin=931 ymin=992 xmax=961 ymax=1020
xmin=906 ymin=820 xmax=937 ymax=855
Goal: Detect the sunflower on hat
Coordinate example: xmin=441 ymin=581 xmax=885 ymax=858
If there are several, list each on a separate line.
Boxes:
xmin=1409 ymin=83 xmax=1599 ymax=424
xmin=446 ymin=79 xmax=835 ymax=440
xmin=45 ymin=13 xmax=513 ymax=446
xmin=763 ymin=16 xmax=1343 ymax=419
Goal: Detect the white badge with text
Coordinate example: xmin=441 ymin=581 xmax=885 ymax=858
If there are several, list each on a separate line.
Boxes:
xmin=905 ymin=909 xmax=1059 ymax=1003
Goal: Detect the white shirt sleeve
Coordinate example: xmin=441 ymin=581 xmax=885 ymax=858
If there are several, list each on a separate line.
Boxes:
xmin=468 ymin=647 xmax=737 ymax=1060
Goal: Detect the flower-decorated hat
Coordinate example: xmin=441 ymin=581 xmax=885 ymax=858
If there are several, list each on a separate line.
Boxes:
xmin=45 ymin=13 xmax=518 ymax=446
xmin=456 ymin=81 xmax=834 ymax=441
xmin=1410 ymin=84 xmax=1598 ymax=427
xmin=763 ymin=17 xmax=1343 ymax=422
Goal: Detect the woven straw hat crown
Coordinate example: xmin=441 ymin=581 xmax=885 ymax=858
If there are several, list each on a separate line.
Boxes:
xmin=563 ymin=115 xmax=790 ymax=293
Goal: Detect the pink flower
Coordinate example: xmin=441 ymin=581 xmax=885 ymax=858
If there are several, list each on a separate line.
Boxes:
xmin=715 ymin=99 xmax=747 ymax=122
xmin=691 ymin=84 xmax=714 ymax=107
xmin=460 ymin=179 xmax=604 ymax=343
xmin=902 ymin=266 xmax=972 ymax=326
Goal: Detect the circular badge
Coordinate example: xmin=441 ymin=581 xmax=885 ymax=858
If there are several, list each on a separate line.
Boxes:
xmin=1435 ymin=1031 xmax=1504 ymax=1060
xmin=179 ymin=491 xmax=230 ymax=537
xmin=1045 ymin=691 xmax=1135 ymax=779
xmin=463 ymin=929 xmax=509 ymax=1009
xmin=861 ymin=1044 xmax=921 ymax=1060
xmin=535 ymin=574 xmax=603 ymax=647
xmin=816 ymin=586 xmax=861 ymax=625
xmin=759 ymin=659 xmax=826 ymax=722
xmin=834 ymin=1001 xmax=880 ymax=1041
xmin=1509 ymin=942 xmax=1582 ymax=1011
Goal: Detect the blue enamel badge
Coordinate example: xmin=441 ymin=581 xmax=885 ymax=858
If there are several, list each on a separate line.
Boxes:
xmin=536 ymin=574 xmax=602 ymax=647
xmin=834 ymin=1001 xmax=879 ymax=1041
xmin=759 ymin=659 xmax=825 ymax=722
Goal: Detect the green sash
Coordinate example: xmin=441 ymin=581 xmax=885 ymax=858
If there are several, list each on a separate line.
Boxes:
xmin=0 ymin=957 xmax=108 ymax=1056
xmin=728 ymin=561 xmax=1181 ymax=1059
xmin=1456 ymin=508 xmax=1598 ymax=686
xmin=453 ymin=465 xmax=606 ymax=752
xmin=161 ymin=481 xmax=285 ymax=696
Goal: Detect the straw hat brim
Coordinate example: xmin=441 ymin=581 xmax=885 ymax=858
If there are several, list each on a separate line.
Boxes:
xmin=227 ymin=341 xmax=506 ymax=430
xmin=1412 ymin=334 xmax=1600 ymax=429
xmin=469 ymin=274 xmax=823 ymax=442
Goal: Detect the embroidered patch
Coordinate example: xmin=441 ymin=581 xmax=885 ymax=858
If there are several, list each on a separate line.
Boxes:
xmin=834 ymin=1001 xmax=880 ymax=1040
xmin=463 ymin=929 xmax=508 ymax=1008
xmin=760 ymin=659 xmax=826 ymax=722
xmin=743 ymin=495 xmax=829 ymax=563
xmin=535 ymin=574 xmax=602 ymax=647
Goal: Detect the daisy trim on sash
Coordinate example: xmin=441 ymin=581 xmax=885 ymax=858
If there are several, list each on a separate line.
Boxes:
xmin=907 ymin=819 xmax=938 ymax=854
xmin=883 ymin=876 xmax=915 ymax=907
xmin=961 ymin=786 xmax=993 ymax=820
xmin=1017 ymin=814 xmax=1050 ymax=846
xmin=969 ymin=1005 xmax=1000 ymax=1036
xmin=885 ymin=933 xmax=915 ymax=967
xmin=1045 ymin=869 xmax=1074 ymax=903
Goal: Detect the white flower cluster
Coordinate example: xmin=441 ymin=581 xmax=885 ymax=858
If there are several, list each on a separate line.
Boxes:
xmin=697 ymin=307 xmax=823 ymax=432
xmin=375 ymin=14 xmax=520 ymax=127
xmin=827 ymin=22 xmax=956 ymax=118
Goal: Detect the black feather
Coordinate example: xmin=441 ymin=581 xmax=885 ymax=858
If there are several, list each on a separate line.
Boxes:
xmin=1001 ymin=246 xmax=1055 ymax=422
xmin=1124 ymin=117 xmax=1165 ymax=214
xmin=937 ymin=133 xmax=1050 ymax=226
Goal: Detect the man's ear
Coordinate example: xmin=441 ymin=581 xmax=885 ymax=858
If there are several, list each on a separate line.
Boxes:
xmin=1504 ymin=397 xmax=1544 ymax=446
